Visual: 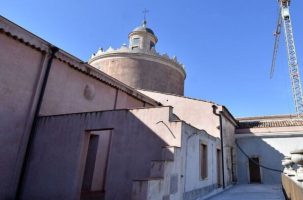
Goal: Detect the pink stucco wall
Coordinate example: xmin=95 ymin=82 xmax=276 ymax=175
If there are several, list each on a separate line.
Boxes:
xmin=115 ymin=90 xmax=144 ymax=109
xmin=0 ymin=33 xmax=44 ymax=198
xmin=0 ymin=28 xmax=157 ymax=199
xmin=21 ymin=107 xmax=179 ymax=200
xmin=40 ymin=59 xmax=118 ymax=115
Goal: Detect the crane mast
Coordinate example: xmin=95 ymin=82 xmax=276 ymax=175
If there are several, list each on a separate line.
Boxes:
xmin=273 ymin=0 xmax=303 ymax=117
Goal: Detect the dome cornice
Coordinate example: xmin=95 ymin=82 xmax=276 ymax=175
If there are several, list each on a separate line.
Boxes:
xmin=89 ymin=50 xmax=186 ymax=79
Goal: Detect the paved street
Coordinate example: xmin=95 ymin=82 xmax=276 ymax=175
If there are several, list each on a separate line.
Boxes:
xmin=207 ymin=184 xmax=284 ymax=200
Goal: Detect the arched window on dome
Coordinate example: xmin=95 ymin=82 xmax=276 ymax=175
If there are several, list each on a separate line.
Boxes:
xmin=132 ymin=38 xmax=140 ymax=49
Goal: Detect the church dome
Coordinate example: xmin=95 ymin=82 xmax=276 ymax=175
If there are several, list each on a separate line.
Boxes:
xmin=132 ymin=20 xmax=155 ymax=35
xmin=89 ymin=19 xmax=186 ymax=95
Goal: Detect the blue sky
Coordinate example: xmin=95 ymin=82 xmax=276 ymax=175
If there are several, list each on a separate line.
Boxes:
xmin=1 ymin=0 xmax=303 ymax=117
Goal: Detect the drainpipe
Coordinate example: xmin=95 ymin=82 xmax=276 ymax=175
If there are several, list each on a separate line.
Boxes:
xmin=16 ymin=46 xmax=59 ymax=198
xmin=212 ymin=105 xmax=225 ymax=189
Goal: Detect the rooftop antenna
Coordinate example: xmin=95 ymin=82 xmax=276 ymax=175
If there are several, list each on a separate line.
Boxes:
xmin=142 ymin=8 xmax=149 ymax=26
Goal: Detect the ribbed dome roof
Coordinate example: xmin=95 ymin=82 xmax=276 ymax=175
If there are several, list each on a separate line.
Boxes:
xmin=132 ymin=20 xmax=155 ymax=35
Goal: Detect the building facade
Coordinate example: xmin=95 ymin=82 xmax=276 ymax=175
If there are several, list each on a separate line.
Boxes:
xmin=0 ymin=15 xmax=303 ymax=200
xmin=236 ymin=115 xmax=303 ymax=184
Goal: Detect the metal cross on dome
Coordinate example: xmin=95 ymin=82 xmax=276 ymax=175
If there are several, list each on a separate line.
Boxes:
xmin=142 ymin=9 xmax=149 ymax=21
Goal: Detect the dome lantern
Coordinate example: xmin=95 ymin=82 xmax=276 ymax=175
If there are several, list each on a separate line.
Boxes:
xmin=128 ymin=20 xmax=158 ymax=50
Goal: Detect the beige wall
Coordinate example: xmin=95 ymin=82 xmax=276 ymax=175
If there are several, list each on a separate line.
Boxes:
xmin=90 ymin=56 xmax=185 ymax=95
xmin=139 ymin=90 xmax=221 ymax=137
xmin=221 ymin=115 xmax=237 ymax=185
xmin=132 ymin=123 xmax=222 ymax=200
xmin=182 ymin=124 xmax=222 ymax=200
xmin=140 ymin=90 xmax=238 ymax=188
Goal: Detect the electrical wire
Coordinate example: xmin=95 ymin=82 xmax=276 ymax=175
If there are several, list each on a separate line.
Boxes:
xmin=235 ymin=140 xmax=283 ymax=173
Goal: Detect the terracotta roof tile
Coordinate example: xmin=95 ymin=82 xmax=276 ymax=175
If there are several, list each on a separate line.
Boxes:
xmin=238 ymin=120 xmax=303 ymax=129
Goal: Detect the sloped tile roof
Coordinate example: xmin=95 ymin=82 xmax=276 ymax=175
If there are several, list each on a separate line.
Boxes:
xmin=238 ymin=120 xmax=303 ymax=129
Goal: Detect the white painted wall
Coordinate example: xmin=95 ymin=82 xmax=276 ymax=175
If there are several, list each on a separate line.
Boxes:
xmin=236 ymin=134 xmax=303 ymax=184
xmin=181 ymin=124 xmax=222 ymax=200
xmin=139 ymin=90 xmax=221 ymax=138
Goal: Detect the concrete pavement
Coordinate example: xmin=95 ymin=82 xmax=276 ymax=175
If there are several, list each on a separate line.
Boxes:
xmin=206 ymin=184 xmax=285 ymax=200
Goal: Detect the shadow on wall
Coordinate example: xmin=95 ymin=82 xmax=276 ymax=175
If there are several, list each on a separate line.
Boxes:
xmin=19 ymin=109 xmax=175 ymax=200
xmin=236 ymin=136 xmax=285 ymax=184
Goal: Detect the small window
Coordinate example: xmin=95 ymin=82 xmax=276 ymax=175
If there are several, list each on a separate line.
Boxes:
xmin=200 ymin=143 xmax=208 ymax=180
xmin=132 ymin=38 xmax=140 ymax=47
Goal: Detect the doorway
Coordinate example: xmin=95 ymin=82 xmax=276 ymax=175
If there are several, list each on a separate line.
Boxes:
xmin=249 ymin=157 xmax=261 ymax=183
xmin=81 ymin=130 xmax=112 ymax=200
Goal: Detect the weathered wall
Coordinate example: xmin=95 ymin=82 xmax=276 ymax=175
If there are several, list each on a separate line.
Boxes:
xmin=21 ymin=107 xmax=181 ymax=200
xmin=0 ymin=18 xmax=158 ymax=199
xmin=282 ymin=173 xmax=303 ymax=200
xmin=139 ymin=90 xmax=221 ymax=137
xmin=182 ymin=124 xmax=222 ymax=200
xmin=236 ymin=134 xmax=303 ymax=184
xmin=221 ymin=115 xmax=237 ymax=186
xmin=40 ymin=59 xmax=146 ymax=115
xmin=40 ymin=59 xmax=116 ymax=114
xmin=140 ymin=90 xmax=238 ymax=189
xmin=115 ymin=90 xmax=144 ymax=109
xmin=0 ymin=33 xmax=43 ymax=198
xmin=90 ymin=56 xmax=185 ymax=95
xmin=134 ymin=123 xmax=223 ymax=200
